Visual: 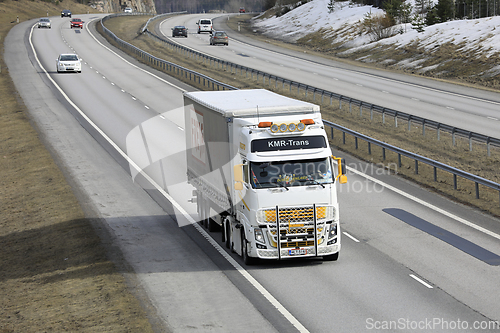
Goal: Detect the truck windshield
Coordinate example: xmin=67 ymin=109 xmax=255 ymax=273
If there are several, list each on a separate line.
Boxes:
xmin=250 ymin=158 xmax=333 ymax=189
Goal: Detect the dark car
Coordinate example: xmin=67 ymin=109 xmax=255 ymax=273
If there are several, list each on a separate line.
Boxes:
xmin=61 ymin=9 xmax=72 ymax=18
xmin=210 ymin=31 xmax=229 ymax=46
xmin=70 ymin=18 xmax=83 ymax=29
xmin=171 ymin=26 xmax=188 ymax=37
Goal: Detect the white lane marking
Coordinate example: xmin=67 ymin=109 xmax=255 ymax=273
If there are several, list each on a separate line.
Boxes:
xmin=409 ymin=274 xmax=433 ymax=288
xmin=411 ymin=98 xmax=419 ymax=101
xmin=347 ymin=166 xmax=500 ymax=241
xmin=487 ymin=116 xmax=498 ymax=121
xmin=145 ymin=105 xmax=150 ymax=109
xmin=343 ymin=231 xmax=360 ymax=243
xmin=446 ymin=106 xmax=455 ymax=110
xmin=33 ymin=20 xmax=309 ymax=333
xmin=85 ymin=18 xmax=187 ymax=93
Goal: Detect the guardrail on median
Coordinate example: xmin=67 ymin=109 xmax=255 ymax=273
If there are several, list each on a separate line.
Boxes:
xmin=100 ymin=13 xmax=236 ymax=91
xmin=142 ymin=14 xmax=500 ymax=157
xmin=98 ymin=14 xmax=500 ymax=207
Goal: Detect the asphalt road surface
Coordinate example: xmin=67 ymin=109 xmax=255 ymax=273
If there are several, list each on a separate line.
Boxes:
xmin=160 ymin=13 xmax=500 ymax=140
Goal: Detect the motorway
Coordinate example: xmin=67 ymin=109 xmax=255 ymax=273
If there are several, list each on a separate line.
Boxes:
xmin=5 ymin=13 xmax=500 ymax=332
xmin=160 ymin=14 xmax=500 ymax=140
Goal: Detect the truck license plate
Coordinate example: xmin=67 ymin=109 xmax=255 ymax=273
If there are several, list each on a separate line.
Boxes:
xmin=289 ymin=248 xmax=307 ymax=256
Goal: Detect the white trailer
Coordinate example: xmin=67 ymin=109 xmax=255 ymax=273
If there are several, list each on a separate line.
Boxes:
xmin=184 ymin=89 xmax=347 ymax=264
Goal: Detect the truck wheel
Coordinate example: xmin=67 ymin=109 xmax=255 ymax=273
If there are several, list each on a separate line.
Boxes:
xmin=323 ymin=252 xmax=339 ymax=261
xmin=242 ymin=239 xmax=257 ymax=265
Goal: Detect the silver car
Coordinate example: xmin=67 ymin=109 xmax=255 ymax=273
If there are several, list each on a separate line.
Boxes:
xmin=38 ymin=18 xmax=51 ymax=29
xmin=56 ymin=54 xmax=82 ymax=73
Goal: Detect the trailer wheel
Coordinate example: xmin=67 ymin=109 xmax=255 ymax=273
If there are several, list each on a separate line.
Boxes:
xmin=323 ymin=252 xmax=339 ymax=261
xmin=224 ymin=219 xmax=231 ymax=249
xmin=207 ymin=217 xmax=217 ymax=232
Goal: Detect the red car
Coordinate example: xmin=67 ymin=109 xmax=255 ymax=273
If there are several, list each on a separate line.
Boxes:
xmin=70 ymin=18 xmax=83 ymax=29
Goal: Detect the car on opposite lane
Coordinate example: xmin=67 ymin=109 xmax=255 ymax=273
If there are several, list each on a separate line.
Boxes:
xmin=61 ymin=9 xmax=72 ymax=18
xmin=70 ymin=18 xmax=83 ymax=29
xmin=56 ymin=54 xmax=82 ymax=73
xmin=209 ymin=31 xmax=229 ymax=46
xmin=38 ymin=18 xmax=51 ymax=29
xmin=172 ymin=26 xmax=188 ymax=37
xmin=124 ymin=7 xmax=133 ymax=13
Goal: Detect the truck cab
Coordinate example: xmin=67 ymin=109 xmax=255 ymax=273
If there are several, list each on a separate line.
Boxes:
xmin=184 ymin=89 xmax=347 ymax=264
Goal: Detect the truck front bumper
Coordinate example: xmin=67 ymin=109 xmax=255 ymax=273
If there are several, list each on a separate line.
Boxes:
xmin=256 ymin=243 xmax=340 ymax=260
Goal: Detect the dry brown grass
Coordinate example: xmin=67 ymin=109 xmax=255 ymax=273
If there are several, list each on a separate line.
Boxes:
xmin=101 ymin=15 xmax=500 ymax=218
xmin=0 ymin=1 xmax=154 ymax=332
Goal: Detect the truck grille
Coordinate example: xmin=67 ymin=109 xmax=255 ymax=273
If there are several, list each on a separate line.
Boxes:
xmin=259 ymin=205 xmax=333 ymax=249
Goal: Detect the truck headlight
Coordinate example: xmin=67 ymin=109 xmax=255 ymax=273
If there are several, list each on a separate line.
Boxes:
xmin=328 ymin=224 xmax=337 ymax=239
xmin=254 ymin=228 xmax=265 ymax=244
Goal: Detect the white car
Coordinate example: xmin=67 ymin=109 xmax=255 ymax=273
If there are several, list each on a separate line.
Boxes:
xmin=56 ymin=54 xmax=82 ymax=73
xmin=197 ymin=18 xmax=213 ymax=34
xmin=38 ymin=18 xmax=51 ymax=29
xmin=124 ymin=7 xmax=133 ymax=13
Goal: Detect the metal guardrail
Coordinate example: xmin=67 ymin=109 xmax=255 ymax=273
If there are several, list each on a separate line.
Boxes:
xmin=98 ymin=14 xmax=500 ymax=206
xmin=142 ymin=14 xmax=500 ymax=157
xmin=324 ymin=120 xmax=500 ymax=204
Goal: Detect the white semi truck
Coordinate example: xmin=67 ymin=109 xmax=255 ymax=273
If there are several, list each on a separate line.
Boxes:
xmin=184 ymin=89 xmax=347 ymax=264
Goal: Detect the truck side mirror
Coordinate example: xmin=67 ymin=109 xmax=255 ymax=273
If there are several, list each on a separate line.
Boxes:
xmin=332 ymin=156 xmax=347 ymax=184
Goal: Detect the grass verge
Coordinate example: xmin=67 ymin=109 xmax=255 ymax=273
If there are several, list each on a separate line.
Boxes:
xmin=0 ymin=1 xmax=154 ymax=332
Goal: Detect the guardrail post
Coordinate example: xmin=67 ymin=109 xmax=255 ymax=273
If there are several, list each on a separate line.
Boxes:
xmin=342 ymin=132 xmax=346 ymax=145
xmin=355 ymin=137 xmax=358 ymax=149
xmin=368 ymin=142 xmax=371 ymax=155
xmin=469 ymin=133 xmax=473 ymax=151
xmin=408 ymin=117 xmax=411 ymax=132
xmin=452 ymin=129 xmax=456 ymax=146
xmin=382 ymin=147 xmax=386 ymax=160
xmin=434 ymin=167 xmax=437 ymax=181
xmin=437 ymin=124 xmax=440 ymax=140
xmin=453 ymin=174 xmax=458 ymax=190
xmin=398 ymin=154 xmax=402 ymax=168
xmin=487 ymin=138 xmax=491 ymax=156
xmin=415 ymin=160 xmax=419 ymax=175
xmin=339 ymin=97 xmax=342 ymax=109
xmin=475 ymin=182 xmax=480 ymax=199
xmin=422 ymin=120 xmax=425 ymax=136
xmin=370 ymin=105 xmax=374 ymax=121
xmin=382 ymin=112 xmax=385 ymax=124
xmin=359 ymin=104 xmax=362 ymax=117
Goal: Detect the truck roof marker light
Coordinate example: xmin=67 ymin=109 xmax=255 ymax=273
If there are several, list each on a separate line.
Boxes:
xmin=258 ymin=121 xmax=272 ymax=128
